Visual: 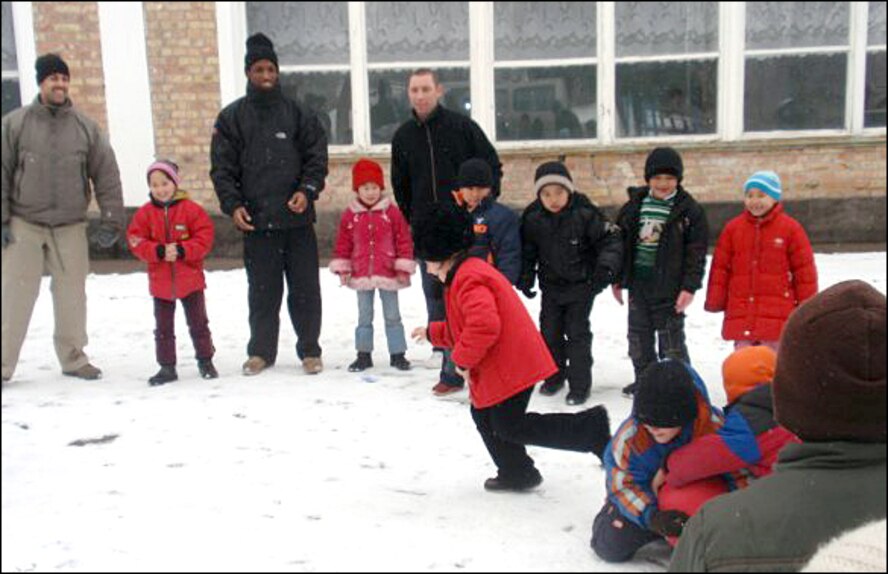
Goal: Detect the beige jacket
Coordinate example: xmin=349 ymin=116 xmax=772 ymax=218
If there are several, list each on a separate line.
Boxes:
xmin=1 ymin=96 xmax=124 ymax=229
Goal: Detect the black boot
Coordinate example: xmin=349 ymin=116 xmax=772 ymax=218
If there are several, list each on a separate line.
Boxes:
xmin=582 ymin=405 xmax=612 ymax=463
xmin=539 ymin=379 xmax=564 ymax=396
xmin=484 ymin=468 xmax=543 ymax=492
xmin=566 ymin=388 xmax=590 ymax=405
xmin=348 ymin=352 xmax=373 ymax=372
xmin=198 ymin=358 xmax=218 ymax=379
xmin=622 ymin=382 xmax=639 ymax=397
xmin=149 ymin=365 xmax=178 ymax=386
xmin=390 ymin=353 xmax=411 ymax=371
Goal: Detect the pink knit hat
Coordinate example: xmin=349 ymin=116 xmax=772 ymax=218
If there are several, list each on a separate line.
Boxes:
xmin=146 ymin=160 xmax=181 ymax=188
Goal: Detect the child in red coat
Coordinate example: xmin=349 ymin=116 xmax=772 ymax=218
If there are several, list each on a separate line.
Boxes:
xmin=127 ymin=160 xmax=216 ymax=385
xmin=330 ymin=159 xmax=415 ymax=372
xmin=410 ymin=203 xmax=611 ymax=492
xmin=705 ymin=171 xmax=818 ymax=351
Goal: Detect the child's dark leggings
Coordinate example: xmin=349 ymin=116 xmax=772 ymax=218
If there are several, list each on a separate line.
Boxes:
xmin=591 ymin=501 xmax=660 ymax=563
xmin=627 ymin=279 xmax=690 ymax=383
xmin=154 ymin=290 xmax=214 ymax=366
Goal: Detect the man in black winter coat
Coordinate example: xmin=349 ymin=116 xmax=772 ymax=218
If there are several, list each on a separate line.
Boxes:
xmin=612 ymin=148 xmax=708 ymax=396
xmin=210 ymin=33 xmax=329 ymax=377
xmin=391 ymin=69 xmax=502 ymax=395
xmin=519 ymin=162 xmax=623 ymax=405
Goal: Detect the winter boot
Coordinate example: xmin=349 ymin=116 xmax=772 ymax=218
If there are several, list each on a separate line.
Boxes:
xmin=539 ymin=379 xmax=564 ymax=396
xmin=198 ymin=358 xmax=219 ymax=379
xmin=390 ymin=353 xmax=411 ymax=371
xmin=148 ymin=365 xmax=178 ymax=386
xmin=484 ymin=468 xmax=543 ymax=492
xmin=348 ymin=352 xmax=373 ymax=372
xmin=566 ymin=388 xmax=590 ymax=405
xmin=622 ymin=381 xmax=639 ymax=397
xmin=582 ymin=405 xmax=612 ymax=463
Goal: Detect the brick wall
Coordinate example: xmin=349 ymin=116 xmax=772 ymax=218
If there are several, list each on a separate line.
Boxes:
xmin=33 ymin=2 xmax=107 ymax=132
xmin=143 ymin=2 xmax=220 ymax=209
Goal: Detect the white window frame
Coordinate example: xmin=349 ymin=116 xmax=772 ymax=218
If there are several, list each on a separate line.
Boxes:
xmin=219 ymin=1 xmax=885 ymax=157
xmin=4 ymin=1 xmax=37 ymax=107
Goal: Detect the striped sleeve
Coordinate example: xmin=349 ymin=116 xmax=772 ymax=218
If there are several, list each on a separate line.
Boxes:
xmin=605 ymin=420 xmax=660 ymax=529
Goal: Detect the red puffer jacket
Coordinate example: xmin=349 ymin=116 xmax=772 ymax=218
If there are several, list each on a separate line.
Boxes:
xmin=330 ymin=197 xmax=415 ymax=291
xmin=705 ymin=204 xmax=817 ymax=341
xmin=429 ymin=257 xmax=558 ymax=409
xmin=127 ymin=194 xmax=214 ymax=301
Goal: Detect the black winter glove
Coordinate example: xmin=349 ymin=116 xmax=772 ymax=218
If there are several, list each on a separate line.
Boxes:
xmin=91 ymin=223 xmax=120 ymax=249
xmin=590 ymin=267 xmax=615 ymax=294
xmin=1 ymin=223 xmax=13 ymax=249
xmin=648 ymin=509 xmax=690 ymax=538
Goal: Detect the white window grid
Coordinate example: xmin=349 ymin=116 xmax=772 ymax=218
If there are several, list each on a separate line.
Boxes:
xmin=6 ymin=1 xmax=37 ymax=106
xmin=218 ymin=1 xmax=884 ymax=155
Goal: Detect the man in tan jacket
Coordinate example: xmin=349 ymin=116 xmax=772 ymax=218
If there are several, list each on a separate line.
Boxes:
xmin=1 ymin=53 xmax=124 ymax=382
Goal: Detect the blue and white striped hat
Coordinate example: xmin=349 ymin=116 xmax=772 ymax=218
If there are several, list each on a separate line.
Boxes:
xmin=744 ymin=171 xmax=782 ymax=202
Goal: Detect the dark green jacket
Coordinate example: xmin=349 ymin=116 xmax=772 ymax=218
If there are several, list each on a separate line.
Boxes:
xmin=669 ymin=441 xmax=887 ymax=572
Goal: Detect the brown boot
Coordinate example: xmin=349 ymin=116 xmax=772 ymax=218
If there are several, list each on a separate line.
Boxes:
xmin=242 ymin=356 xmax=269 ymax=376
xmin=302 ymin=356 xmax=323 ymax=375
xmin=63 ymin=363 xmax=103 ymax=380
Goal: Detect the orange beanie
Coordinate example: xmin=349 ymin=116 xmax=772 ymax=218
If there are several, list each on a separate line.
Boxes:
xmin=722 ymin=346 xmax=777 ymax=404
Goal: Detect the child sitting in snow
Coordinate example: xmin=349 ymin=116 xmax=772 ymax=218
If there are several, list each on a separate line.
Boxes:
xmin=410 ymin=203 xmax=611 ymax=493
xmin=591 ymin=360 xmax=724 ymax=563
xmin=127 ymin=160 xmax=217 ymax=386
xmin=330 ymin=158 xmax=415 ymax=372
xmin=705 ymin=170 xmax=818 ymax=352
xmin=657 ymin=345 xmax=800 ymax=498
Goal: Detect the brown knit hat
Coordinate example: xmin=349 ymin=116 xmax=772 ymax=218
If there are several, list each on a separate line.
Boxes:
xmin=773 ymin=280 xmax=886 ymax=443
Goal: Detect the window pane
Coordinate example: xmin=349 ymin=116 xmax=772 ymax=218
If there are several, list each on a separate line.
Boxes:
xmin=366 ymin=3 xmax=468 ymax=63
xmin=746 ymin=2 xmax=849 ymax=50
xmin=870 ymin=1 xmax=887 ymax=46
xmin=2 ymin=1 xmax=17 ymax=72
xmin=368 ymin=68 xmax=470 ymax=145
xmin=246 ymin=2 xmax=348 ymax=66
xmin=2 ymin=78 xmax=21 ymax=116
xmin=615 ymin=60 xmax=717 ymax=138
xmin=865 ymin=51 xmax=886 ymax=127
xmin=616 ymin=2 xmax=718 ymax=57
xmin=744 ymin=54 xmax=846 ymax=131
xmin=494 ymin=66 xmax=596 ymax=141
xmin=495 ymin=2 xmax=596 ymax=61
xmin=280 ymin=71 xmax=352 ymax=145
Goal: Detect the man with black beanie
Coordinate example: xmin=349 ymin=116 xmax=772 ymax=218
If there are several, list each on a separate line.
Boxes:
xmin=613 ymin=147 xmax=708 ymax=396
xmin=2 ymin=53 xmax=125 ymax=383
xmin=211 ymin=33 xmax=329 ymax=376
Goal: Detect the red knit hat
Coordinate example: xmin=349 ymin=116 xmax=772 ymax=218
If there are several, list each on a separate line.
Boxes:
xmin=722 ymin=346 xmax=777 ymax=404
xmin=352 ymin=158 xmax=385 ymax=192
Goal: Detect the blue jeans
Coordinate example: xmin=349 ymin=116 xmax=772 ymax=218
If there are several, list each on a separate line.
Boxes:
xmin=356 ymin=289 xmax=407 ymax=355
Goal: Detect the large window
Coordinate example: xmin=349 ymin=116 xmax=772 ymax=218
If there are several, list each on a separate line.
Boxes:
xmin=744 ymin=2 xmax=849 ymax=132
xmin=366 ymin=3 xmax=470 ymax=144
xmin=246 ymin=2 xmax=352 ymax=145
xmin=494 ymin=2 xmax=597 ymax=142
xmin=866 ymin=1 xmax=886 ymax=128
xmin=233 ymin=3 xmax=884 ymax=150
xmin=615 ymin=2 xmax=718 ymax=138
xmin=2 ymin=1 xmax=21 ymax=117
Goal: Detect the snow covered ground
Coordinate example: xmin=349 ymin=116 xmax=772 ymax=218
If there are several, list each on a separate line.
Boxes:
xmin=2 ymin=252 xmax=885 ymax=572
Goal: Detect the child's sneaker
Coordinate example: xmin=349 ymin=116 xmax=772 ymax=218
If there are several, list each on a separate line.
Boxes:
xmin=242 ymin=356 xmax=269 ymax=376
xmin=390 ymin=353 xmax=411 ymax=371
xmin=198 ymin=358 xmax=218 ymax=379
xmin=348 ymin=352 xmax=373 ymax=372
xmin=302 ymin=356 xmax=324 ymax=375
xmin=432 ymin=381 xmax=464 ymax=396
xmin=422 ymin=349 xmax=444 ymax=370
xmin=149 ymin=365 xmax=178 ymax=386
xmin=539 ymin=379 xmax=564 ymax=396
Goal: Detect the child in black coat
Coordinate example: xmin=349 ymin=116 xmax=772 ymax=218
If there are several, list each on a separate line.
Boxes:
xmin=518 ymin=162 xmax=622 ymax=405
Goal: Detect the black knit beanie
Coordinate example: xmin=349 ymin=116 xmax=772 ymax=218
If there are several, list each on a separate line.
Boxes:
xmin=534 ymin=161 xmax=574 ymax=196
xmin=644 ymin=147 xmax=684 ymax=183
xmin=457 ymin=159 xmax=493 ymax=189
xmin=633 ymin=360 xmax=698 ymax=428
xmin=35 ymin=53 xmax=69 ymax=85
xmin=413 ymin=203 xmax=474 ymax=262
xmin=245 ymin=33 xmax=279 ymax=71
